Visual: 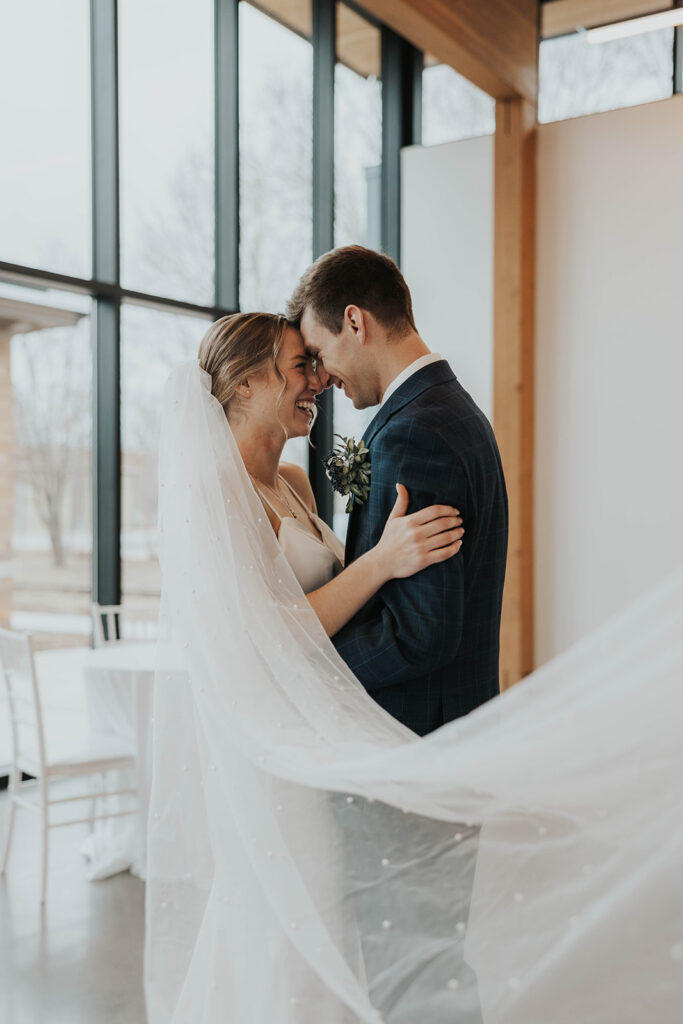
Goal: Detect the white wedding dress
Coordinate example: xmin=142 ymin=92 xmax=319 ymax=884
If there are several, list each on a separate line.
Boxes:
xmin=144 ymin=361 xmax=683 ymax=1024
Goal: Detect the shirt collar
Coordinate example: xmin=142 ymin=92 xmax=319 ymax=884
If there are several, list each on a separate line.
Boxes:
xmin=380 ymin=353 xmax=443 ymax=407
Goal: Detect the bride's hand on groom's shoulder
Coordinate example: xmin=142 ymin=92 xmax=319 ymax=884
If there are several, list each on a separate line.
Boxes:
xmin=375 ymin=483 xmax=464 ymax=580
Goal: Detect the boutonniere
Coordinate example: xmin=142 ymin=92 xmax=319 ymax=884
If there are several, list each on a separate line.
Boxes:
xmin=324 ymin=435 xmax=371 ymax=513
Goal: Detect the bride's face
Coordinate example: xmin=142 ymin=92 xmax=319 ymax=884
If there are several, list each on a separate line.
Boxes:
xmin=248 ymin=327 xmax=322 ymax=439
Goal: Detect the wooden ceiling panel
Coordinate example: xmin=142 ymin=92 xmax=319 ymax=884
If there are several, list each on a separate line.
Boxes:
xmin=245 ymin=1 xmax=381 ymax=80
xmin=248 ymin=0 xmax=538 ymax=100
xmin=336 ymin=4 xmax=381 ymax=80
xmin=248 ymin=0 xmax=312 ymax=38
xmin=357 ymin=0 xmax=538 ymax=101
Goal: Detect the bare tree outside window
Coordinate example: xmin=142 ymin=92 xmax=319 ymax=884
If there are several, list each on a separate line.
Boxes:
xmin=239 ymin=3 xmax=313 ymax=314
xmin=121 ymin=304 xmax=210 ymax=613
xmin=12 ymin=326 xmax=91 ymax=569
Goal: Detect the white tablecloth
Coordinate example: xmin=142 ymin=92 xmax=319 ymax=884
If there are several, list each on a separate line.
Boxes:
xmin=80 ymin=642 xmax=159 ymax=881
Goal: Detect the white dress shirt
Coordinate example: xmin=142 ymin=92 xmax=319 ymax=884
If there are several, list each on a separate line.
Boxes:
xmin=380 ymin=352 xmax=443 ymax=407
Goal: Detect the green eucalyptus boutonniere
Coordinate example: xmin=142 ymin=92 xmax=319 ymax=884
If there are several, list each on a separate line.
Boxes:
xmin=324 ymin=434 xmax=371 ymax=513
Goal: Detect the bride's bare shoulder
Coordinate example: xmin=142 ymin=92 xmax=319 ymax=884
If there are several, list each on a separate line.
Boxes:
xmin=279 ymin=462 xmax=316 ymax=513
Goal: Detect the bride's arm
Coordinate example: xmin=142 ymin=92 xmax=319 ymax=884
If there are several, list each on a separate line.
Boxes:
xmin=306 ymin=485 xmax=463 ymax=638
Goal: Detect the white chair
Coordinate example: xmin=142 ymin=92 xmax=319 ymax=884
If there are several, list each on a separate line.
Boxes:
xmin=0 ymin=628 xmax=139 ymax=903
xmin=91 ymin=602 xmax=157 ymax=648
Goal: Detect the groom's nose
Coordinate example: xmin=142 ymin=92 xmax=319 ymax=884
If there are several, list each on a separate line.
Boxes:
xmin=306 ymin=361 xmax=323 ymax=395
xmin=314 ymin=360 xmax=335 ymax=390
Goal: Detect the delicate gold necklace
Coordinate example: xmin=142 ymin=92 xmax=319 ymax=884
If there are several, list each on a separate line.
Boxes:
xmin=249 ymin=472 xmax=298 ymax=519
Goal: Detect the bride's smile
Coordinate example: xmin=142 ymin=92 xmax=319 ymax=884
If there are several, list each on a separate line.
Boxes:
xmin=233 ymin=325 xmax=322 ymax=442
xmin=278 ymin=328 xmax=322 ymax=438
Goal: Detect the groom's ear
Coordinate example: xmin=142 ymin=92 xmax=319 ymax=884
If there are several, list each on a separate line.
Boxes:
xmin=344 ymin=305 xmax=366 ymax=343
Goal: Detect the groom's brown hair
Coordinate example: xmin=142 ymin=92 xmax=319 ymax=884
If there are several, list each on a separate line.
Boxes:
xmin=286 ymin=245 xmax=417 ymax=336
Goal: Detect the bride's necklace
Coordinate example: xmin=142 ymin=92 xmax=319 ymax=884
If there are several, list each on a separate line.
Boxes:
xmin=249 ymin=472 xmax=299 ymax=520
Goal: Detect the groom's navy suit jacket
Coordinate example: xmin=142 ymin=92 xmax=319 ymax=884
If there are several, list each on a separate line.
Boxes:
xmin=332 ymin=360 xmax=508 ymax=736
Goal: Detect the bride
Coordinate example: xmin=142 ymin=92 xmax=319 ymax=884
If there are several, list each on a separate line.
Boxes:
xmin=145 ymin=313 xmax=683 ymax=1024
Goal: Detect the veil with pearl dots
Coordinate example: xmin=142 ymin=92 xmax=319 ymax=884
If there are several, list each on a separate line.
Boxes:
xmin=144 ymin=358 xmax=683 ymax=1024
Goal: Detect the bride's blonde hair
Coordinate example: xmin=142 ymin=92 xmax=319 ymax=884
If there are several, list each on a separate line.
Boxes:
xmin=198 ymin=312 xmax=290 ymax=419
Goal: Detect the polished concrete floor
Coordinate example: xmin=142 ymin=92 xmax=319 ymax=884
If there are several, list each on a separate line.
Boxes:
xmin=0 ymin=785 xmax=145 ymax=1024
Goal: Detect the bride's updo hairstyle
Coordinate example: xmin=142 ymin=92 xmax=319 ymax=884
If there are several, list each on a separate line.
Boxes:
xmin=198 ymin=312 xmax=290 ymax=418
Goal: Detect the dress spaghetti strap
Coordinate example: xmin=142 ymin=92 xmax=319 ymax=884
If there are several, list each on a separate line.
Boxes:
xmin=251 ymin=474 xmax=315 ymax=528
xmin=251 ymin=483 xmax=281 ymax=518
xmin=278 ymin=474 xmax=324 ymax=540
xmin=278 ymin=473 xmax=313 ymax=519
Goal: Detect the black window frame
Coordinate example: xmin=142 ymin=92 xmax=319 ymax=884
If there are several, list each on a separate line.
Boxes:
xmin=0 ymin=0 xmax=423 ymax=606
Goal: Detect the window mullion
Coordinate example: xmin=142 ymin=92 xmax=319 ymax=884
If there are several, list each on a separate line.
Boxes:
xmin=309 ymin=0 xmax=335 ymax=525
xmin=215 ymin=0 xmax=240 ymax=311
xmin=90 ymin=0 xmax=121 ymax=607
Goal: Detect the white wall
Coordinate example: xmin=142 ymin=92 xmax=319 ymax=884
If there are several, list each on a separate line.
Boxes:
xmin=402 ymin=96 xmax=683 ymax=670
xmin=535 ymin=96 xmax=683 ymax=664
xmin=401 ymin=137 xmax=494 ymax=419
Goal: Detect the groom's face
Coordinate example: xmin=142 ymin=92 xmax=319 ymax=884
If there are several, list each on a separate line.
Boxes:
xmin=300 ymin=307 xmax=378 ymax=409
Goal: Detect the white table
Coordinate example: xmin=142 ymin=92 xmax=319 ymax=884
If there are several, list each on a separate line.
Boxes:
xmin=80 ymin=642 xmax=159 ymax=881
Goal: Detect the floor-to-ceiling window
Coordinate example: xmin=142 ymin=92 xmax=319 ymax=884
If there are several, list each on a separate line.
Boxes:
xmin=120 ymin=305 xmax=210 ymax=622
xmin=239 ymin=0 xmax=314 ymax=472
xmin=0 ymin=0 xmax=426 ymax=650
xmin=119 ymin=0 xmax=215 ymax=304
xmin=0 ymin=0 xmax=92 ymax=278
xmin=1 ymin=283 xmax=93 ymax=647
xmin=0 ymin=0 xmax=93 ymax=649
xmin=239 ymin=2 xmax=313 ymax=314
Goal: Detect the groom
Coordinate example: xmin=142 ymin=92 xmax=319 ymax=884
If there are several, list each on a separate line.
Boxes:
xmin=287 ymin=245 xmax=508 ymax=736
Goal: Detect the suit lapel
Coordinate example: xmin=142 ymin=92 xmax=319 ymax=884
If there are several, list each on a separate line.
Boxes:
xmin=362 ymin=360 xmax=456 ymax=448
xmin=344 ymin=361 xmax=455 ymax=564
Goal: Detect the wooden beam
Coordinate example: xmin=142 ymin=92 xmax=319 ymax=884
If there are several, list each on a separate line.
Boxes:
xmin=494 ymin=98 xmax=536 ymax=689
xmin=356 ymin=0 xmax=538 ymax=102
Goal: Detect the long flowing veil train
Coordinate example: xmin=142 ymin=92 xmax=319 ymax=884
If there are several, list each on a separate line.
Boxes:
xmin=145 ymin=360 xmax=683 ymax=1023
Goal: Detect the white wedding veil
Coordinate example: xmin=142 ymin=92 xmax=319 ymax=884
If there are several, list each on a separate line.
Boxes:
xmin=145 ymin=359 xmax=683 ymax=1023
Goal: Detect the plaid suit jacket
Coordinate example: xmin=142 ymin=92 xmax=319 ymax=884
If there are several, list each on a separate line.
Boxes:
xmin=332 ymin=360 xmax=508 ymax=736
